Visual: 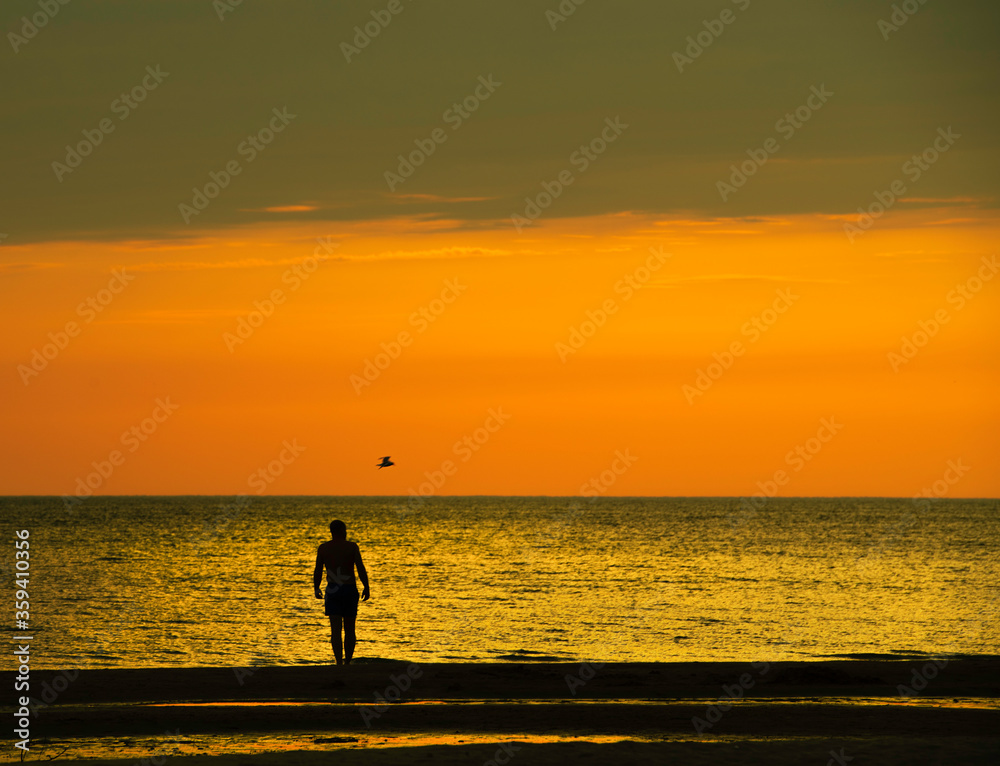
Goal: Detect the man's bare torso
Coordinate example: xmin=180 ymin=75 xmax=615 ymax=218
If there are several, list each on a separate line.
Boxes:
xmin=318 ymin=539 xmax=359 ymax=586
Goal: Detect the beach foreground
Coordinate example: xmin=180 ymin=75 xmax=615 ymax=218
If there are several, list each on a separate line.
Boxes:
xmin=8 ymin=658 xmax=1000 ymax=764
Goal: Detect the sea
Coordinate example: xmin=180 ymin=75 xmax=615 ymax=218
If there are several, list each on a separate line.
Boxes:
xmin=3 ymin=496 xmax=998 ymax=669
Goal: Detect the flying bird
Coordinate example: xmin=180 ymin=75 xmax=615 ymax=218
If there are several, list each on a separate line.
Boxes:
xmin=376 ymin=456 xmax=394 ymax=469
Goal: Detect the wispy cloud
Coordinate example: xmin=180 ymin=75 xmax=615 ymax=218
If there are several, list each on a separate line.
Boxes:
xmin=650 ymin=273 xmax=848 ymax=287
xmin=388 ymin=193 xmax=498 ymax=204
xmin=0 ymin=261 xmax=64 ymax=274
xmin=344 ymin=246 xmax=525 ymax=262
xmin=652 ymin=216 xmax=789 ymax=228
xmin=900 ymin=196 xmax=990 ymax=205
xmin=255 ymin=205 xmax=320 ymax=213
xmin=127 ymin=255 xmax=340 ymax=272
xmin=872 ymin=255 xmax=956 ymax=261
xmin=922 ymin=217 xmax=985 ymax=226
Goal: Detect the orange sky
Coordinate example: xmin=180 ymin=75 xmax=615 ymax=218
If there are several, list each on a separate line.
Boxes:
xmin=3 ymin=1 xmax=998 ymax=499
xmin=3 ymin=206 xmax=997 ymax=499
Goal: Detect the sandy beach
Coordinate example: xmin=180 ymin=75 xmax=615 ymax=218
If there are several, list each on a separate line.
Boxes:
xmin=8 ymin=658 xmax=999 ymax=764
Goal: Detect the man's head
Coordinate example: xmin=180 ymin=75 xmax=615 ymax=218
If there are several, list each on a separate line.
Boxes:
xmin=330 ymin=519 xmax=347 ymax=539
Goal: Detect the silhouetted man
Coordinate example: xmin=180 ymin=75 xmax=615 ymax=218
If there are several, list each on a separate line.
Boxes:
xmin=314 ymin=519 xmax=370 ymax=665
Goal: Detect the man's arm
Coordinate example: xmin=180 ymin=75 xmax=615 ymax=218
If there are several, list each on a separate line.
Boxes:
xmin=355 ymin=544 xmax=370 ymax=601
xmin=313 ymin=547 xmax=324 ymax=598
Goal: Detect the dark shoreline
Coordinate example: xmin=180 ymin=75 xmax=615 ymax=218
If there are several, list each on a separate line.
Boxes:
xmin=8 ymin=660 xmax=1000 ymax=765
xmin=12 ymin=657 xmax=1000 ymax=705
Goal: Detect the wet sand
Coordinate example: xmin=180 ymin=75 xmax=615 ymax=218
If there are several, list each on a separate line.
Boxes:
xmin=8 ymin=658 xmax=1000 ymax=764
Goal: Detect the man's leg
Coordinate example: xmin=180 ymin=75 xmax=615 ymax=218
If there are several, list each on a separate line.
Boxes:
xmin=343 ymin=615 xmax=357 ymax=664
xmin=329 ymin=616 xmax=343 ymax=665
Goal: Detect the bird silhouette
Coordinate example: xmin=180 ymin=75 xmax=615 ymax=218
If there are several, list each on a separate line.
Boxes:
xmin=376 ymin=456 xmax=394 ymax=469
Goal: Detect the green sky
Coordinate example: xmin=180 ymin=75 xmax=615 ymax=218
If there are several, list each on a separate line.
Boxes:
xmin=2 ymin=0 xmax=998 ymax=244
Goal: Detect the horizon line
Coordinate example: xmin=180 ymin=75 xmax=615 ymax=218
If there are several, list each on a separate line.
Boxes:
xmin=2 ymin=494 xmax=997 ymax=501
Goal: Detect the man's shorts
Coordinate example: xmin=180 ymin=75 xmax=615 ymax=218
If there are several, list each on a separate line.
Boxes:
xmin=324 ymin=582 xmax=360 ymax=618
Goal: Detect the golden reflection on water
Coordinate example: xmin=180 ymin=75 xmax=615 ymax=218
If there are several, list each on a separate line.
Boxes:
xmin=133 ymin=697 xmax=1000 ymax=710
xmin=13 ymin=496 xmax=999 ymax=668
xmin=0 ymin=733 xmax=660 ymax=763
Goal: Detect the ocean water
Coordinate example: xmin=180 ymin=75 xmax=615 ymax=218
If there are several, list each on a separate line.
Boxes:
xmin=2 ymin=496 xmax=997 ymax=669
